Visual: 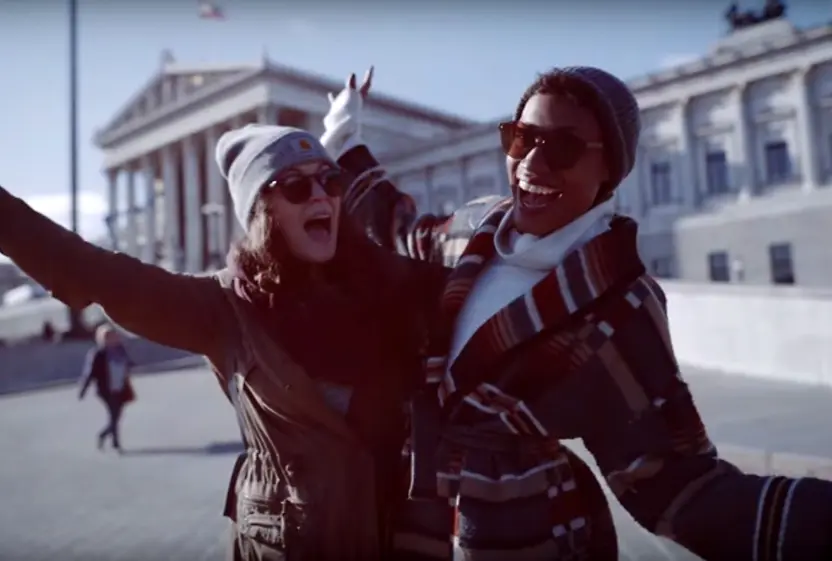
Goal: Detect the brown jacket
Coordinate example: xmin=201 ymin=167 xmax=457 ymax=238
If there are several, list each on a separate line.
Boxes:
xmin=0 ymin=188 xmax=444 ymax=560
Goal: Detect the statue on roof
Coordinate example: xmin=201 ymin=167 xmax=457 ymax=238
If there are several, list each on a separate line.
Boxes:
xmin=725 ymin=0 xmax=787 ymax=31
xmin=762 ymin=0 xmax=786 ymax=20
xmin=159 ymin=49 xmax=176 ymax=68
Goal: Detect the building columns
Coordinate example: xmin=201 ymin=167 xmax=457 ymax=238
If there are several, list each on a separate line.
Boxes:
xmin=182 ymin=134 xmax=203 ymax=272
xmin=140 ymin=156 xmax=157 ymax=263
xmin=105 ymin=169 xmax=119 ymax=251
xmin=306 ymin=112 xmax=325 ymax=139
xmin=459 ymin=156 xmax=470 ymax=203
xmin=425 ymin=166 xmax=435 ymax=213
xmin=677 ymin=98 xmax=697 ymax=210
xmin=125 ymin=167 xmax=139 ymax=256
xmin=734 ymin=82 xmax=755 ymax=200
xmin=160 ymin=145 xmax=181 ymax=271
xmin=636 ymin=146 xmax=651 ymax=216
xmin=494 ymin=150 xmax=510 ymax=195
xmin=204 ymin=125 xmax=227 ymax=268
xmin=796 ymin=66 xmax=818 ymax=191
xmin=258 ymin=104 xmax=278 ymax=125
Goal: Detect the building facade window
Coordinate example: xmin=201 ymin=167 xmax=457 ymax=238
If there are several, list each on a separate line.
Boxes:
xmin=650 ymin=257 xmax=674 ymax=279
xmin=705 ymin=150 xmax=730 ymax=196
xmin=764 ymin=140 xmax=792 ymax=185
xmin=707 ymin=251 xmax=730 ymax=282
xmin=768 ymin=242 xmax=795 ymax=285
xmin=650 ymin=161 xmax=673 ymax=205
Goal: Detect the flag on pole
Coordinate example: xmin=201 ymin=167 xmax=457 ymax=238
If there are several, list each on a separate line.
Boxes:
xmin=198 ymin=1 xmax=225 ymax=20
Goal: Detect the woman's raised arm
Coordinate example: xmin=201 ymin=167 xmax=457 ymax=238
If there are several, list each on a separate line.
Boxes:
xmin=321 ymin=69 xmax=503 ymax=267
xmin=0 ymin=187 xmax=231 ymax=358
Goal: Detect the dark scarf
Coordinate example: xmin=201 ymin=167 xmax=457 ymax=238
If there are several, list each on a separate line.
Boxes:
xmin=225 ymin=245 xmax=393 ymax=388
xmin=226 ymin=243 xmax=414 ymax=531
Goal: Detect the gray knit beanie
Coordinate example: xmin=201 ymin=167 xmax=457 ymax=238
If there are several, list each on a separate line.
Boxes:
xmin=214 ymin=124 xmax=335 ymax=229
xmin=522 ymin=66 xmax=641 ymax=193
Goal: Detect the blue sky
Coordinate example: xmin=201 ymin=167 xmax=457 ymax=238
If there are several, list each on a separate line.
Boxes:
xmin=0 ymin=0 xmax=828 ymax=247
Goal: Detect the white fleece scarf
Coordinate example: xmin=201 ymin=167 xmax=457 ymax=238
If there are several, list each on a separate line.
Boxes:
xmin=447 ymin=198 xmax=616 ymax=366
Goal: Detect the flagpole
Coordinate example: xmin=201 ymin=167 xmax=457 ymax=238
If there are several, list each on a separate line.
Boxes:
xmin=67 ymin=0 xmax=85 ymax=338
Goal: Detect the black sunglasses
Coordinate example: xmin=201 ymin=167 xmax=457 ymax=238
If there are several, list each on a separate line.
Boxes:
xmin=498 ymin=121 xmax=603 ymax=171
xmin=266 ymin=169 xmax=345 ymax=205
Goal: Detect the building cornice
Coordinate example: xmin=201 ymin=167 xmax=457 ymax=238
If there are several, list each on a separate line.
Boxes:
xmin=95 ymin=60 xmax=476 ymax=149
xmin=384 ymin=21 xmax=832 ymax=161
xmin=94 ymin=68 xmax=262 ymax=148
xmin=625 ymin=22 xmax=831 ymax=97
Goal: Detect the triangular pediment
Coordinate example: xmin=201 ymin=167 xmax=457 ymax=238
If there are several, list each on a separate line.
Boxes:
xmin=98 ymin=63 xmax=255 ymax=139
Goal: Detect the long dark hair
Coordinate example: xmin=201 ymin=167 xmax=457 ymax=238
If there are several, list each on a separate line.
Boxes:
xmin=228 ymin=195 xmax=392 ymax=308
xmin=228 ymin=190 xmax=427 ymax=471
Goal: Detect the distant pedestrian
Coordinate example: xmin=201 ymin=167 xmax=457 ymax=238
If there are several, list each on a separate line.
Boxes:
xmin=78 ymin=324 xmax=136 ymax=453
xmin=41 ymin=321 xmax=56 ymax=343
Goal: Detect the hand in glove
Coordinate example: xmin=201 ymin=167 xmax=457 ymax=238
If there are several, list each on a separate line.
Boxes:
xmin=319 ymin=67 xmax=373 ymax=161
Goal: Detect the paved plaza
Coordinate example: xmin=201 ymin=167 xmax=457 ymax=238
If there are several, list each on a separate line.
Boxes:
xmin=1 ymin=365 xmax=831 ymax=560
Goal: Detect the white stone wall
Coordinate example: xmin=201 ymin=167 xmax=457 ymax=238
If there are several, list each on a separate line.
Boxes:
xmin=662 ymin=279 xmax=832 ymax=386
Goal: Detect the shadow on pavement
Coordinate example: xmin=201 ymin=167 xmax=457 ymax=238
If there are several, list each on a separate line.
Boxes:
xmin=121 ymin=440 xmax=243 ymax=457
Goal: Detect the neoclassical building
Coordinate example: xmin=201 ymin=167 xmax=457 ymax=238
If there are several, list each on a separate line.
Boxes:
xmin=97 ymin=16 xmax=832 ymax=287
xmin=95 ymin=51 xmax=473 ymax=272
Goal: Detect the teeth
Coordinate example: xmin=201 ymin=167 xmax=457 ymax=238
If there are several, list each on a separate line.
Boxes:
xmin=518 ymin=180 xmax=559 ymax=195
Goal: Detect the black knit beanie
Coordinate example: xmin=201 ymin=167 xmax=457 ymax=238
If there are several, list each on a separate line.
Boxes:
xmin=520 ymin=66 xmax=641 ymax=197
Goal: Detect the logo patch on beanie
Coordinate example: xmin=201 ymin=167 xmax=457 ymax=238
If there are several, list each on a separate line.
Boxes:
xmin=298 ymin=138 xmax=312 ymax=151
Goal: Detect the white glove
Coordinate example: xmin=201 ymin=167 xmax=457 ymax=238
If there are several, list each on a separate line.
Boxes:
xmin=320 ymin=67 xmax=373 ymax=161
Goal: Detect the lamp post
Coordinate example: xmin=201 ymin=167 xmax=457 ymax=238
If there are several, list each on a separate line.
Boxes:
xmin=66 ymin=0 xmax=86 ymax=338
xmin=69 ymin=0 xmax=78 ymax=235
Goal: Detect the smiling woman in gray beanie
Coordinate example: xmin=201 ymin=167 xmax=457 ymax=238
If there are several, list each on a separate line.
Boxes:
xmin=321 ymin=68 xmax=832 ymax=561
xmin=0 ymin=123 xmax=449 ymax=561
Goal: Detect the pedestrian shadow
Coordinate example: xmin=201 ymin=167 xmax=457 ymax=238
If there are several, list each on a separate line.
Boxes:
xmin=120 ymin=440 xmax=244 ymax=457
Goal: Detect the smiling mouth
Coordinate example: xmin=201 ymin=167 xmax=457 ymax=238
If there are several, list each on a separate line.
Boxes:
xmin=515 ymin=179 xmax=563 ymax=210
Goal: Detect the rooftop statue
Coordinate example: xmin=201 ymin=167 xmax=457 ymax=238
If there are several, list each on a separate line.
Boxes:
xmin=725 ymin=0 xmax=787 ymax=31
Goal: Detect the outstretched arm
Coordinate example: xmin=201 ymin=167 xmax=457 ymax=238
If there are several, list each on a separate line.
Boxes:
xmin=580 ymin=278 xmax=832 ymax=560
xmin=0 ymin=187 xmax=231 ymax=360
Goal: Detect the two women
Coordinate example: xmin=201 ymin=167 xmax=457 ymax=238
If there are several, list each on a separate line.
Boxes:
xmin=0 ymin=124 xmax=445 ymax=560
xmin=321 ymin=67 xmax=832 ymax=560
